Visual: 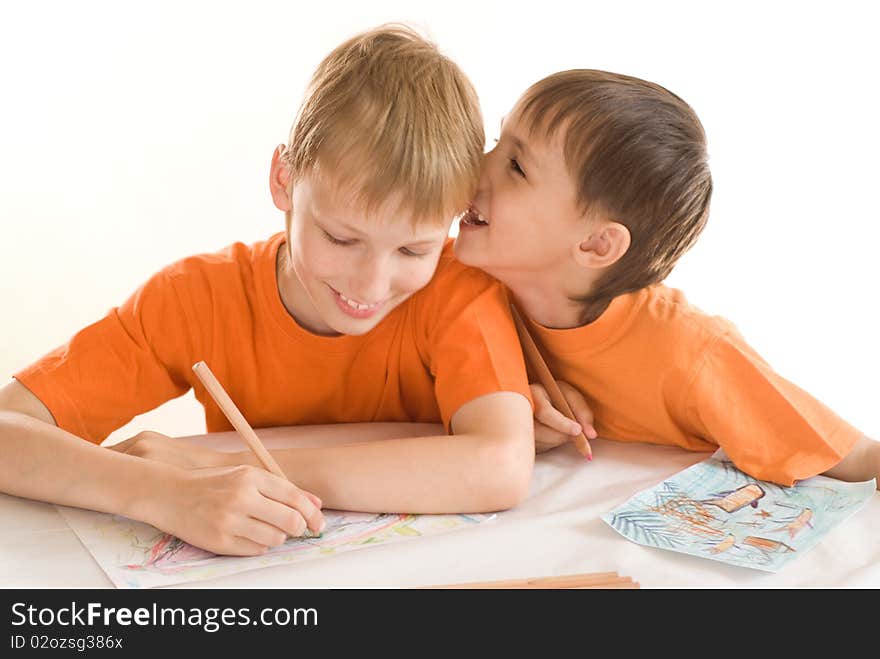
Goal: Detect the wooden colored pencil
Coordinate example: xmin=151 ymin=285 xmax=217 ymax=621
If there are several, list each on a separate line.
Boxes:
xmin=422 ymin=571 xmax=638 ymax=589
xmin=510 ymin=304 xmax=593 ymax=459
xmin=191 ymin=360 xmax=287 ymax=480
xmin=574 ymin=579 xmax=641 ymax=589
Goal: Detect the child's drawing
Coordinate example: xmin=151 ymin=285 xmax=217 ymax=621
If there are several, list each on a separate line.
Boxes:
xmin=602 ymin=450 xmax=874 ymax=572
xmin=56 ymin=506 xmax=494 ymax=588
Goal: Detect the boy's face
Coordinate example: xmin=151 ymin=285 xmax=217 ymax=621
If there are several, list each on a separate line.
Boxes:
xmin=453 ymin=100 xmax=586 ymax=282
xmin=276 ymin=164 xmax=449 ymax=337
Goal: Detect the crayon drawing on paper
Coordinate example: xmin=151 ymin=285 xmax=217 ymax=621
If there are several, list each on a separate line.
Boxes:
xmin=602 ymin=450 xmax=874 ymax=572
xmin=56 ymin=507 xmax=494 ymax=588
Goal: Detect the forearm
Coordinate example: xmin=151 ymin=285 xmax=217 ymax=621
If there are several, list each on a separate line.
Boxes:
xmin=0 ymin=411 xmax=175 ymax=524
xmin=234 ymin=421 xmax=446 ymax=449
xmin=231 ymin=431 xmax=534 ymax=513
xmin=822 ymin=435 xmax=880 ymax=488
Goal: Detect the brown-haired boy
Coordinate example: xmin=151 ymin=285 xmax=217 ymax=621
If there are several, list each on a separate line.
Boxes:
xmin=0 ymin=26 xmax=534 ymax=556
xmin=455 ymin=69 xmax=879 ymax=487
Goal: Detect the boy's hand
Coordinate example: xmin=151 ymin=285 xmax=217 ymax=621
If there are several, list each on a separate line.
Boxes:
xmin=153 ymin=464 xmax=325 ymax=556
xmin=108 ymin=431 xmax=233 ymax=470
xmin=531 ymin=381 xmax=598 ymax=454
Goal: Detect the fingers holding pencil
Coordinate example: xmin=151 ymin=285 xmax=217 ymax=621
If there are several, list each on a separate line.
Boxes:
xmin=532 ymin=384 xmax=577 ymax=453
xmin=190 ymin=360 xmax=326 ymax=538
xmin=531 ymin=382 xmax=598 ymax=456
xmin=164 ymin=465 xmax=324 ymax=555
xmin=251 ymin=469 xmax=326 ymax=536
xmin=535 ymin=379 xmax=594 ymax=460
xmin=556 ymin=380 xmax=598 ymax=441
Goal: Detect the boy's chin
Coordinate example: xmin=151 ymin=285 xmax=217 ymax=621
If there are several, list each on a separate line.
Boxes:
xmin=324 ymin=297 xmax=411 ymax=336
xmin=453 ymin=242 xmax=507 ymax=282
xmin=328 ymin=313 xmax=387 ymax=336
xmin=452 ymin=235 xmax=483 ymax=267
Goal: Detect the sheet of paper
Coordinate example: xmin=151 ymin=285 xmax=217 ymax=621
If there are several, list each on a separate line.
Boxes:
xmin=602 ymin=450 xmax=875 ymax=572
xmin=57 ymin=506 xmax=495 ymax=588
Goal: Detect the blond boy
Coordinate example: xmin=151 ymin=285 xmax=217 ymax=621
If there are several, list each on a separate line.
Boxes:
xmin=0 ymin=26 xmax=534 ymax=556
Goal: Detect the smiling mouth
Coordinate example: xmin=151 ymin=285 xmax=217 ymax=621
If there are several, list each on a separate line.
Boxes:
xmin=328 ymin=285 xmax=385 ymax=319
xmin=459 ymin=205 xmax=490 ymax=227
xmin=337 ymin=291 xmax=381 ymax=311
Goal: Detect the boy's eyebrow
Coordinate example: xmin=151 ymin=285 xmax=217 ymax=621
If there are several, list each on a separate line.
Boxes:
xmin=320 ymin=218 xmax=444 ymax=247
xmin=321 ymin=217 xmax=365 ymax=236
xmin=510 ymin=136 xmax=536 ymax=166
xmin=500 ymin=116 xmax=536 ymax=166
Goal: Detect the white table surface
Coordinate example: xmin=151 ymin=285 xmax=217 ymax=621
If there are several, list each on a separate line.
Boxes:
xmin=2 ymin=428 xmax=878 ymax=589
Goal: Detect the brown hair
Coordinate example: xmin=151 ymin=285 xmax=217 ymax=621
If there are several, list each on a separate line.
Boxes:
xmin=282 ymin=24 xmax=484 ymax=226
xmin=520 ymin=69 xmax=713 ymax=323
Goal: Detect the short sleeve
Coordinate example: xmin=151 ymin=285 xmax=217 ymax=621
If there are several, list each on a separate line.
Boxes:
xmin=684 ymin=331 xmax=863 ymax=485
xmin=14 ymin=267 xmax=198 ymax=444
xmin=417 ymin=260 xmax=531 ymax=430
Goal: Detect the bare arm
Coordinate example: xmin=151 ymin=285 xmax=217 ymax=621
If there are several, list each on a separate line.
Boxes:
xmin=0 ymin=379 xmax=169 ymax=516
xmin=822 ymin=435 xmax=880 ymax=488
xmin=0 ymin=379 xmax=324 ymax=554
xmin=281 ymin=391 xmax=535 ymax=512
xmin=212 ymin=392 xmax=535 ymax=513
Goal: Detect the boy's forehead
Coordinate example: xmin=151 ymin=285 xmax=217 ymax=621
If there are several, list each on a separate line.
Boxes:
xmin=298 ymin=172 xmax=450 ymax=238
xmin=503 ymin=104 xmax=568 ymax=174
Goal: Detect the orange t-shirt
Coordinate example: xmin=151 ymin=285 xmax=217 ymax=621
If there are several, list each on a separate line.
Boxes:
xmin=14 ymin=233 xmax=530 ymax=443
xmin=526 ymin=284 xmax=863 ymax=485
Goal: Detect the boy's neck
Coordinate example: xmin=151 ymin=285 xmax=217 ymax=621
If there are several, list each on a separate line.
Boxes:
xmin=502 ymin=268 xmax=598 ymax=330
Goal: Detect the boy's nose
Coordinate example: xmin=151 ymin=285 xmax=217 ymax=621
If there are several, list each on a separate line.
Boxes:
xmin=475 ymin=151 xmax=494 ymax=195
xmin=348 ymin=257 xmax=392 ymax=304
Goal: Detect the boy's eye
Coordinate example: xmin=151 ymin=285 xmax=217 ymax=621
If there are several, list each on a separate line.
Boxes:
xmin=509 ymin=158 xmax=526 ymax=178
xmin=398 ymin=247 xmax=426 ymax=258
xmin=322 ymin=229 xmax=354 ymax=246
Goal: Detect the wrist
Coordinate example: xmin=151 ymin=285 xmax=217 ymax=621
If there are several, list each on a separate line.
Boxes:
xmin=225 ymin=450 xmax=261 ymax=468
xmin=120 ymin=459 xmax=186 ymax=530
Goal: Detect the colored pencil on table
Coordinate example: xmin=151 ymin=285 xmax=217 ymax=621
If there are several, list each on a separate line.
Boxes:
xmin=423 ymin=571 xmax=639 ymax=589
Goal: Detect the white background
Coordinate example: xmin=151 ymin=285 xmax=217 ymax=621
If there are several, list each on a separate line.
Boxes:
xmin=1 ymin=0 xmax=877 ymax=444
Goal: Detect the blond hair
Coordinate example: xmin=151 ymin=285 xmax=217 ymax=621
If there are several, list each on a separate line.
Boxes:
xmin=282 ymin=24 xmax=484 ymax=225
xmin=520 ymin=70 xmax=713 ymax=323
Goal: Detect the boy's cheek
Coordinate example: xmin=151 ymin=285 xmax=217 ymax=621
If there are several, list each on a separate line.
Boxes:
xmin=302 ymin=249 xmax=346 ymax=281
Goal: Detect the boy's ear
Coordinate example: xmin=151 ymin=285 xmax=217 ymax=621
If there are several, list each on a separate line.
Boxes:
xmin=269 ymin=144 xmax=293 ymax=212
xmin=572 ymin=220 xmax=631 ymax=269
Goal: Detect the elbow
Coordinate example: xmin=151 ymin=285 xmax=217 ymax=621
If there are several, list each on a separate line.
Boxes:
xmin=478 ymin=432 xmax=535 ymax=511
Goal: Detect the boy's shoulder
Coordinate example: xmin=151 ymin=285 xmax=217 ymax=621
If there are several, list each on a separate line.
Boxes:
xmin=579 ymin=284 xmax=749 ymax=382
xmin=160 ymin=233 xmax=280 ymax=283
xmin=137 ymin=233 xmax=280 ymax=307
xmin=126 ymin=233 xmax=282 ymax=322
xmin=418 ymin=239 xmax=507 ymax=297
xmin=530 ymin=283 xmax=741 ymax=361
xmin=644 ymin=285 xmax=734 ymax=329
xmin=639 ymin=284 xmax=741 ymax=344
xmin=405 ymin=239 xmax=512 ymax=327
